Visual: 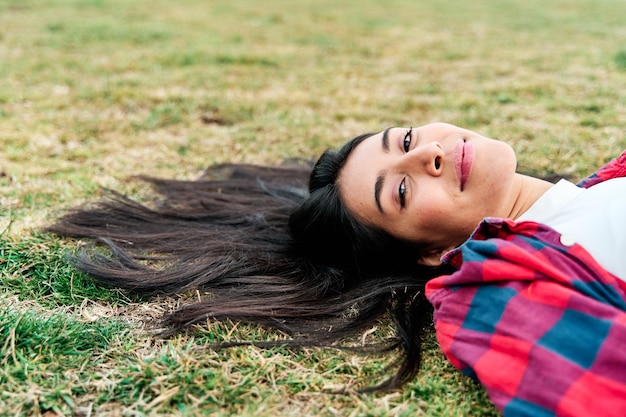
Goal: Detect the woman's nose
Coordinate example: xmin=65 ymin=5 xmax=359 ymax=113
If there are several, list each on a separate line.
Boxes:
xmin=401 ymin=142 xmax=444 ymax=177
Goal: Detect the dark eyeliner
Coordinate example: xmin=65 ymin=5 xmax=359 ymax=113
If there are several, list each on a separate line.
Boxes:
xmin=403 ymin=127 xmax=413 ymax=152
xmin=399 ymin=179 xmax=406 ymax=209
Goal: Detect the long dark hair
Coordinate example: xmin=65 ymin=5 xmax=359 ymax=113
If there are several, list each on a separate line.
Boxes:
xmin=47 ymin=133 xmax=450 ymax=390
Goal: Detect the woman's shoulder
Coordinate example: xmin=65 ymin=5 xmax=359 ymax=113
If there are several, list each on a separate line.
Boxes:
xmin=426 ymin=216 xmax=624 ymax=299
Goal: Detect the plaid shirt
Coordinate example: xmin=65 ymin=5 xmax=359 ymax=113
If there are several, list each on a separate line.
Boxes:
xmin=426 ymin=150 xmax=626 ymax=417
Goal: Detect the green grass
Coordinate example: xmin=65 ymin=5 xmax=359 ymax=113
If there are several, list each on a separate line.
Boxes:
xmin=1 ymin=0 xmax=626 ymax=415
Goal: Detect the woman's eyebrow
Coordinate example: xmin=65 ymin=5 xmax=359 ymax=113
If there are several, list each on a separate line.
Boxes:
xmin=382 ymin=127 xmax=391 ymax=151
xmin=375 ymin=172 xmax=385 ymax=213
xmin=374 ymin=128 xmax=393 ymax=213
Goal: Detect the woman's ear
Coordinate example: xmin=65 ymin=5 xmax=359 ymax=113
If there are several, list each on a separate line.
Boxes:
xmin=417 ymin=254 xmax=443 ymax=266
xmin=416 ymin=249 xmax=446 ymax=267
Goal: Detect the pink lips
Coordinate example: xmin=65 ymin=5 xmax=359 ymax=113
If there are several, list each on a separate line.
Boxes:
xmin=454 ymin=141 xmax=474 ymax=191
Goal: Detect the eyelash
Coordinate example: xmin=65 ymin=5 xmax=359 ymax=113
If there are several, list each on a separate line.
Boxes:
xmin=403 ymin=127 xmax=412 ymax=152
xmin=399 ymin=179 xmax=406 ymax=209
xmin=398 ymin=127 xmax=412 ymax=209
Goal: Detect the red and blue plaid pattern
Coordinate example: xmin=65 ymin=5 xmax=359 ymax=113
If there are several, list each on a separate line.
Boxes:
xmin=426 ymin=150 xmax=626 ymax=416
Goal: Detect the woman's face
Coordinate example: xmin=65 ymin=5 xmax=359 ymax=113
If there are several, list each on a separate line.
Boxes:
xmin=338 ymin=122 xmax=519 ymax=264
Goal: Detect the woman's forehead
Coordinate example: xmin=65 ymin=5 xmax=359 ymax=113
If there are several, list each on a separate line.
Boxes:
xmin=338 ymin=132 xmax=390 ymax=223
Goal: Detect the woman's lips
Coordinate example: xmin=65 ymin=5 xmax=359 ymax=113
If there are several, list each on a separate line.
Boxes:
xmin=454 ymin=141 xmax=474 ymax=191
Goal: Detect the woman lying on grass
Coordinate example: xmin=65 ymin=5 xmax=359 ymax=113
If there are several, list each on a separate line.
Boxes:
xmin=49 ymin=122 xmax=626 ymax=416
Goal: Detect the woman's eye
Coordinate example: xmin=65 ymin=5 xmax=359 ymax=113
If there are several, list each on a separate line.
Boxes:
xmin=398 ymin=179 xmax=406 ymax=209
xmin=403 ymin=127 xmax=412 ymax=152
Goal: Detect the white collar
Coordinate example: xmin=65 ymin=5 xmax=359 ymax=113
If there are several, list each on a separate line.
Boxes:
xmin=516 ymin=179 xmax=584 ymax=222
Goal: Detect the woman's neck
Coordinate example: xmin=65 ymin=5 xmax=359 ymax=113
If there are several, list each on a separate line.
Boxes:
xmin=507 ymin=174 xmax=555 ymax=220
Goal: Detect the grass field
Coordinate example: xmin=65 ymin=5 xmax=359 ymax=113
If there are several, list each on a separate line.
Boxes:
xmin=1 ymin=0 xmax=626 ymax=415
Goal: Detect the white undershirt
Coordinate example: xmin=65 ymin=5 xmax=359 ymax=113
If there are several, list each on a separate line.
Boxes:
xmin=517 ymin=178 xmax=626 ymax=281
